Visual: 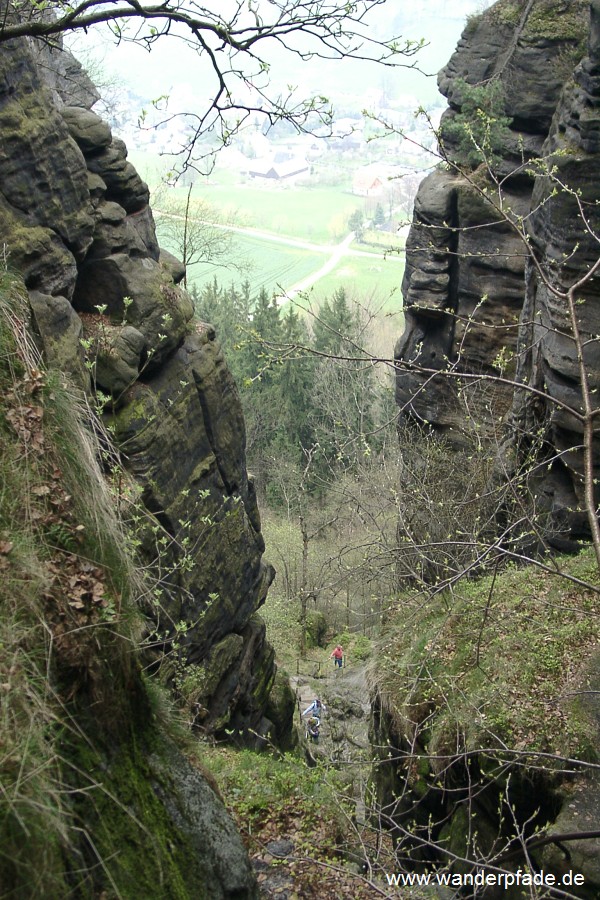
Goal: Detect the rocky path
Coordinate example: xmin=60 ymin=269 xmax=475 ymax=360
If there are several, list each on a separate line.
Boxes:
xmin=251 ymin=660 xmax=447 ymax=899
xmin=291 ymin=662 xmax=371 ymax=768
xmin=252 ymin=660 xmax=382 ymax=899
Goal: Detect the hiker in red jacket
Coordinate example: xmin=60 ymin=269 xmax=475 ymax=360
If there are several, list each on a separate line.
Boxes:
xmin=330 ymin=644 xmax=344 ymax=668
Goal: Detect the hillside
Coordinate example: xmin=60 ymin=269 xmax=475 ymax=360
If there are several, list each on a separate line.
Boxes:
xmin=1 ymin=0 xmax=600 ymax=897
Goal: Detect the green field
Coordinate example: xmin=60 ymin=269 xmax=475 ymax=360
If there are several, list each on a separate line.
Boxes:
xmin=168 ymin=231 xmax=405 ymax=308
xmin=131 ymin=150 xmax=364 ymax=243
xmin=170 ymin=183 xmax=363 ymax=245
xmin=295 ymin=255 xmax=404 ymax=311
xmin=183 ymin=233 xmax=329 ymax=296
xmin=135 ymin=148 xmax=405 ymax=311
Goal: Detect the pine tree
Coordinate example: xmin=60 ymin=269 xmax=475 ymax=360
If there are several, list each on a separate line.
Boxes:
xmin=276 ymin=305 xmax=315 ymax=457
xmin=313 ymin=287 xmax=356 ymax=355
xmin=373 ymin=202 xmax=386 ymax=229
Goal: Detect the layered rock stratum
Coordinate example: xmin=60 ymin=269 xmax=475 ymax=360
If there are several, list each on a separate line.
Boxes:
xmin=0 ymin=28 xmax=283 ymax=742
xmin=396 ymin=0 xmax=600 ymax=545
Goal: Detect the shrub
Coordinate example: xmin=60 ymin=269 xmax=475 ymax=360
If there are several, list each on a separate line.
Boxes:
xmin=441 ymin=78 xmax=511 ymax=167
xmin=305 ymin=610 xmax=328 ymax=648
xmin=352 ymin=635 xmax=372 ymax=661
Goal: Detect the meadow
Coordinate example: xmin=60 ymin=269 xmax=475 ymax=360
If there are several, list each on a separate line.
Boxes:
xmin=132 ymin=149 xmax=405 ymax=310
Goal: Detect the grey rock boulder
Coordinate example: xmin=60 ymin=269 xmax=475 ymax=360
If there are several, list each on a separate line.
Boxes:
xmin=84 ymin=320 xmax=146 ymax=396
xmin=73 ymin=253 xmax=193 ymax=366
xmin=86 ymin=138 xmax=150 ymax=213
xmin=28 ymin=290 xmax=89 ymax=391
xmin=86 ymin=201 xmax=148 ymax=261
xmin=32 ymin=37 xmax=100 ymax=109
xmin=151 ymin=739 xmax=259 ymax=899
xmin=160 ymin=248 xmax=187 ymax=284
xmin=0 ymin=36 xmax=94 ymax=285
xmin=61 ymin=105 xmax=112 ymax=153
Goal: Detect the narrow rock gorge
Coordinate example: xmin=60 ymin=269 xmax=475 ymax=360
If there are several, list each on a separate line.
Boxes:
xmin=3 ymin=0 xmax=600 ymax=896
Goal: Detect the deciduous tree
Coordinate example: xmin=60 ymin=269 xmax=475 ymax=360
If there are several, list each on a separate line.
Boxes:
xmin=5 ymin=0 xmax=423 ymax=172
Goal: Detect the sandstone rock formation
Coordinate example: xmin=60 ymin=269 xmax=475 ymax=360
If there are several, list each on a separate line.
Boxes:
xmin=511 ymin=0 xmax=600 ymax=541
xmin=0 ymin=29 xmax=286 ymax=746
xmin=0 ymin=276 xmax=260 ymax=897
xmin=396 ymin=0 xmax=594 ymax=543
xmin=385 ymin=1 xmax=600 ymax=890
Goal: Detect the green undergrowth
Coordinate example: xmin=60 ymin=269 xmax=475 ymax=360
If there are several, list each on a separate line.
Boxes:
xmin=375 ymin=549 xmax=600 ymax=762
xmin=196 ymin=745 xmax=345 ymax=854
xmin=0 ymin=272 xmax=145 ymax=895
xmin=524 ymin=0 xmax=588 ymax=41
xmin=193 ymin=745 xmax=437 ymax=898
xmin=481 ymin=0 xmax=588 ymax=40
xmin=261 ymin=593 xmax=374 ymax=674
xmin=329 ymin=631 xmax=372 ymax=663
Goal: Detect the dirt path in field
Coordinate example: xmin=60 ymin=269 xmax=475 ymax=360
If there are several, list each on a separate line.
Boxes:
xmin=155 ymin=210 xmax=405 ymax=262
xmin=284 ymin=232 xmax=357 ymax=300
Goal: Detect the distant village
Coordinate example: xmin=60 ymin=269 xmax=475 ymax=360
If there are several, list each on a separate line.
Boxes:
xmin=104 ymin=77 xmax=441 ymax=218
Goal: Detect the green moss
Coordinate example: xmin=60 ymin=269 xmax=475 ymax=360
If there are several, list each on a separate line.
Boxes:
xmin=483 ymin=0 xmax=587 ymax=42
xmin=265 ymin=666 xmax=296 ymax=750
xmin=376 ymin=550 xmax=600 ymax=761
xmin=305 ymin=609 xmax=328 ymax=648
xmin=438 ymin=805 xmax=470 ymax=858
xmin=0 ymin=88 xmax=92 ymax=262
xmin=490 ymin=1 xmax=521 ymax=28
xmin=249 ymin=623 xmax=277 ymax=704
xmin=0 ymin=195 xmax=73 ymax=280
xmin=197 ymin=633 xmax=244 ymax=700
xmin=112 ymin=384 xmax=158 ymax=433
xmin=65 ymin=720 xmax=201 ymax=900
xmin=524 ymin=0 xmax=588 ymax=40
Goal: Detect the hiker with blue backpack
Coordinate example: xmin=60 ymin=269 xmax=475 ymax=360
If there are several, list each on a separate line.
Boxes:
xmin=305 ymin=716 xmax=320 ymax=743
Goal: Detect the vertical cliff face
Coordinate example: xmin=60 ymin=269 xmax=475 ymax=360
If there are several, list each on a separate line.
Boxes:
xmin=396 ymin=0 xmax=589 ymax=455
xmin=380 ymin=1 xmax=600 ymax=889
xmin=0 ymin=28 xmax=285 ymax=742
xmin=510 ymin=0 xmax=600 ymax=539
xmin=0 ymin=283 xmax=260 ymax=898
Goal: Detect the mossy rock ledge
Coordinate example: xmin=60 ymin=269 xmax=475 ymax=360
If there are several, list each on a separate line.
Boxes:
xmin=371 ymin=552 xmax=600 ymax=895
